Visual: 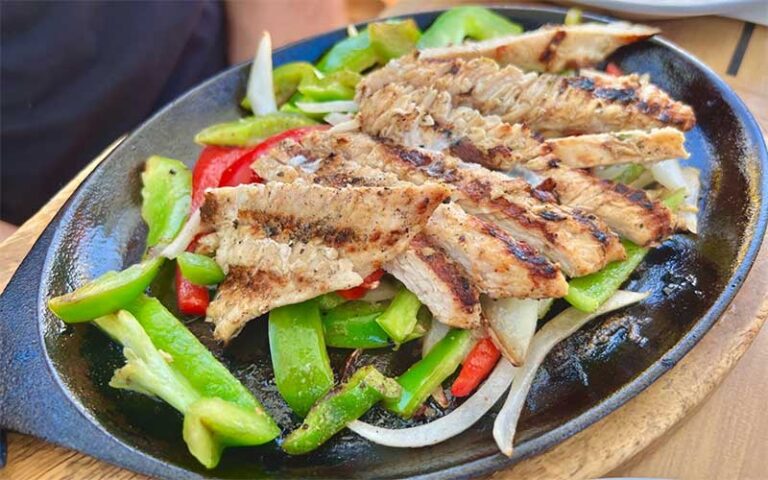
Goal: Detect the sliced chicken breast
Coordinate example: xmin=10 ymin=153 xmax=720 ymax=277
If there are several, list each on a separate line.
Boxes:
xmin=425 ymin=203 xmax=568 ymax=298
xmin=359 ymin=56 xmax=696 ymax=135
xmin=419 ymin=22 xmax=659 ymax=72
xmin=287 ymin=130 xmax=625 ymax=276
xmin=356 ymin=82 xmax=545 ymax=167
xmin=200 ymin=182 xmax=448 ymax=340
xmin=385 ymin=234 xmax=482 ymax=329
xmin=538 ymin=166 xmax=675 ymax=246
xmin=530 ymin=127 xmax=689 ymax=169
xmin=208 ymin=228 xmax=362 ymax=341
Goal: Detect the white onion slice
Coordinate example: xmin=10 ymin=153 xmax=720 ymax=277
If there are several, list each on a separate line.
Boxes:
xmin=328 ymin=118 xmax=361 ymax=133
xmin=421 ymin=320 xmax=450 ymax=357
xmin=679 ymin=167 xmax=701 ymax=234
xmin=348 ymin=358 xmax=516 ymax=447
xmin=360 ymin=277 xmax=400 ymax=303
xmin=493 ymin=290 xmax=649 ymax=457
xmin=537 ymin=298 xmax=554 ymax=319
xmin=650 ymin=158 xmax=687 ymax=192
xmin=483 ymin=297 xmax=539 ymax=366
xmin=246 ymin=32 xmax=277 ymax=115
xmin=347 ymin=24 xmax=359 ymax=37
xmin=295 ymin=100 xmax=358 ymax=114
xmin=323 ymin=112 xmax=355 ymax=126
xmin=160 ymin=209 xmax=202 ymax=259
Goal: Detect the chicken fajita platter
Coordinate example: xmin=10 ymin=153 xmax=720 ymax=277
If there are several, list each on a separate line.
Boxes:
xmin=1 ymin=6 xmax=766 ymax=479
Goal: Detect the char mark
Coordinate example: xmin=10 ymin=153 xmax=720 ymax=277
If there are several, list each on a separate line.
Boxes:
xmin=412 ymin=235 xmax=479 ymax=312
xmin=241 ymin=211 xmax=358 ymax=247
xmin=481 ymin=223 xmax=560 ymax=279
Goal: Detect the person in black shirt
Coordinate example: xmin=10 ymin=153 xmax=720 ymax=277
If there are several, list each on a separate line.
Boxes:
xmin=0 ymin=0 xmax=345 ymax=226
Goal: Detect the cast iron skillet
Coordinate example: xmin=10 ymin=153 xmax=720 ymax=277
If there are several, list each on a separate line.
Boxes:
xmin=1 ymin=6 xmax=766 ymax=479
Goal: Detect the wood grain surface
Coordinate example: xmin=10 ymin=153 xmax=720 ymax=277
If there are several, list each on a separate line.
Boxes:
xmin=1 ymin=3 xmax=767 ymax=479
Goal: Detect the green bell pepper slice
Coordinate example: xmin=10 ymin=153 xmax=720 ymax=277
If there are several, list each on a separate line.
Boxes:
xmin=273 ymin=61 xmax=320 ymax=105
xmin=564 ymin=7 xmax=583 ymax=26
xmin=48 ymin=257 xmax=165 ymax=323
xmin=565 ymin=240 xmax=649 ymax=312
xmin=183 ymin=398 xmax=280 ymax=468
xmin=565 ymin=194 xmax=684 ymax=312
xmin=269 ymin=301 xmax=334 ymax=416
xmin=297 ymin=69 xmax=362 ymax=102
xmin=385 ymin=328 xmax=475 ymax=418
xmin=141 ymin=156 xmax=191 ymax=251
xmin=375 ymin=286 xmax=421 ymax=344
xmin=322 ymin=301 xmax=390 ymax=349
xmin=317 ymin=29 xmax=379 ymax=73
xmin=316 ymin=292 xmax=348 ymax=311
xmin=125 ymin=295 xmax=276 ymax=417
xmin=97 ymin=307 xmax=279 ymax=469
xmin=176 ymin=252 xmax=225 ymax=286
xmin=282 ymin=366 xmax=401 ymax=455
xmin=369 ymin=19 xmax=421 ymax=60
xmin=417 ymin=6 xmax=523 ymax=49
xmin=194 ymin=112 xmax=317 ymax=147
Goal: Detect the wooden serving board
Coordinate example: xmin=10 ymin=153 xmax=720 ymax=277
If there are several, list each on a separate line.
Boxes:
xmin=2 ymin=4 xmax=767 ymax=479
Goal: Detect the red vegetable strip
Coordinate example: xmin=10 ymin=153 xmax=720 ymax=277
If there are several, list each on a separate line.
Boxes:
xmin=605 ymin=62 xmax=623 ymax=77
xmin=176 ymin=268 xmax=209 ymax=316
xmin=191 ymin=146 xmax=255 ymax=210
xmin=450 ymin=337 xmax=501 ymax=398
xmin=337 ymin=269 xmax=385 ymax=301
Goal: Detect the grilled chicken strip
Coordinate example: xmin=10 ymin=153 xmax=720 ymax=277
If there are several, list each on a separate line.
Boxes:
xmin=385 ymin=234 xmax=482 ymax=328
xmin=425 ymin=203 xmax=568 ymax=298
xmin=357 ymin=82 xmax=545 ymax=168
xmin=530 ymin=127 xmax=689 ymax=170
xmin=359 ymin=56 xmax=695 ymax=135
xmin=201 ymin=182 xmax=448 ymax=340
xmin=538 ymin=167 xmax=675 ymax=246
xmin=419 ymin=22 xmax=659 ymax=72
xmin=286 ymin=130 xmax=625 ymax=276
xmin=258 ymin=138 xmax=568 ymax=298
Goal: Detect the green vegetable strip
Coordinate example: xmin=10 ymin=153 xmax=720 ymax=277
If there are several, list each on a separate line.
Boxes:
xmin=183 ymin=398 xmax=280 ymax=468
xmin=141 ymin=156 xmax=192 ymax=251
xmin=385 ymin=329 xmax=475 ymax=418
xmin=282 ymin=366 xmax=401 ymax=455
xmin=322 ymin=301 xmax=390 ymax=349
xmin=565 ymin=194 xmax=684 ymax=312
xmin=48 ymin=257 xmax=165 ymax=323
xmin=296 ymin=69 xmax=362 ymax=102
xmin=375 ymin=287 xmax=421 ymax=344
xmin=317 ymin=29 xmax=379 ymax=73
xmin=273 ymin=62 xmax=319 ymax=105
xmin=565 ymin=240 xmax=648 ymax=312
xmin=98 ymin=306 xmax=279 ymax=469
xmin=417 ymin=6 xmax=523 ymax=49
xmin=316 ymin=292 xmax=348 ymax=311
xmin=95 ymin=310 xmax=200 ymax=412
xmin=125 ymin=295 xmax=276 ymax=417
xmin=368 ymin=19 xmax=421 ymax=59
xmin=194 ymin=112 xmax=316 ymax=147
xmin=269 ymin=301 xmax=335 ymax=416
xmin=176 ymin=252 xmax=225 ymax=286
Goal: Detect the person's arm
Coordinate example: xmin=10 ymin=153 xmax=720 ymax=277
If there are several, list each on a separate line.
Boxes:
xmin=224 ymin=0 xmax=348 ymax=64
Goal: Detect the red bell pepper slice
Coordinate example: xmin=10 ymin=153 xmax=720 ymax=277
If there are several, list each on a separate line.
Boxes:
xmin=605 ymin=62 xmax=624 ymax=77
xmin=450 ymin=337 xmax=501 ymax=397
xmin=336 ymin=269 xmax=385 ymax=300
xmin=191 ymin=146 xmax=254 ymax=210
xmin=176 ymin=267 xmax=209 ymax=316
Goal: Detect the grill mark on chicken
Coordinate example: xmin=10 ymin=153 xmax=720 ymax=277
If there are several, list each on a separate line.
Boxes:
xmin=543 ymin=166 xmax=674 ymax=245
xmin=426 ymin=203 xmax=568 ymax=298
xmin=356 ymin=82 xmax=545 ymax=168
xmin=358 ymin=55 xmax=695 ymax=136
xmin=385 ymin=234 xmax=482 ymax=328
xmin=411 ymin=235 xmax=478 ymax=313
xmin=418 ymin=22 xmax=659 ymax=72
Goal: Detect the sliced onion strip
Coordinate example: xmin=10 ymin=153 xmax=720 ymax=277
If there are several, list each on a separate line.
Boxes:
xmin=679 ymin=167 xmax=701 ymax=234
xmin=295 ymin=100 xmax=358 ymax=114
xmin=348 ymin=358 xmax=516 ymax=447
xmin=493 ymin=290 xmax=649 ymax=457
xmin=246 ymin=32 xmax=277 ymax=115
xmin=323 ymin=112 xmax=355 ymax=126
xmin=160 ymin=209 xmax=202 ymax=259
xmin=483 ymin=297 xmax=539 ymax=366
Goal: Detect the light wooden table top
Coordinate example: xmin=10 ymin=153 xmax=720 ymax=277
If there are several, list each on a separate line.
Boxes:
xmin=1 ymin=3 xmax=767 ymax=479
